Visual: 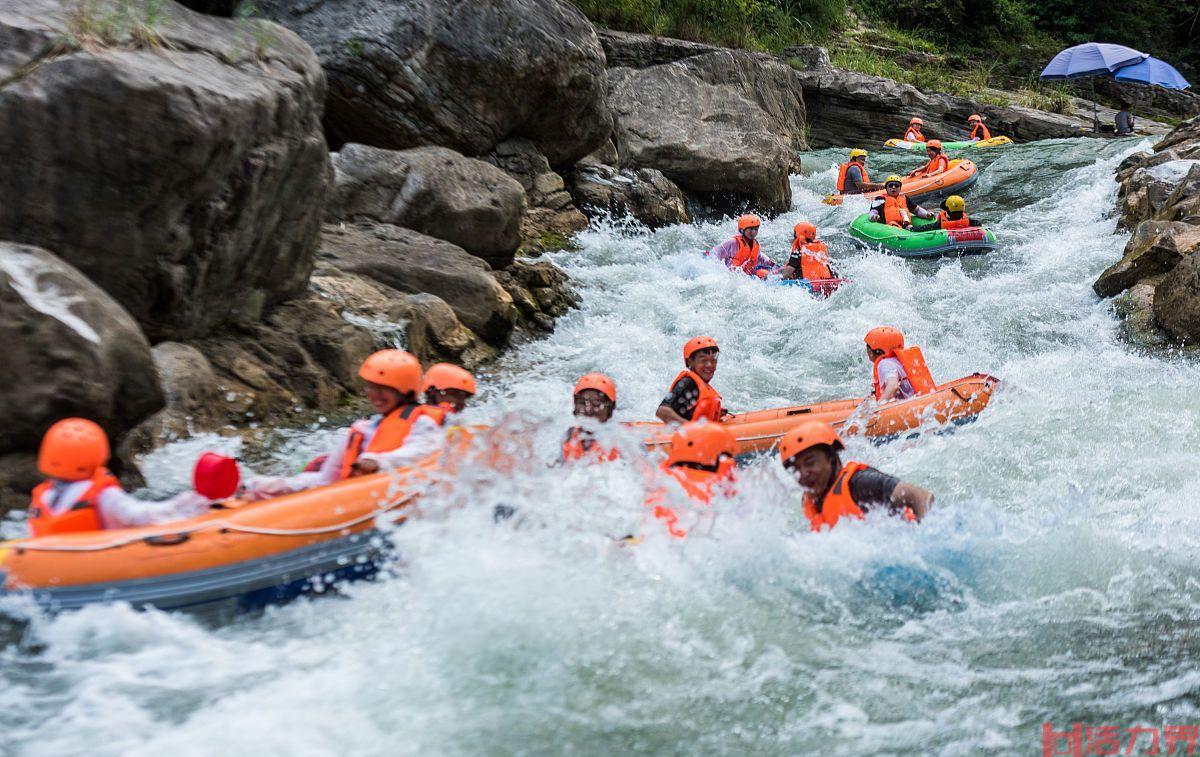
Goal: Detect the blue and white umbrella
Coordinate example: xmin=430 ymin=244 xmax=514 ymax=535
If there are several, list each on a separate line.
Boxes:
xmin=1039 ymin=43 xmax=1149 ymax=131
xmin=1114 ymin=56 xmax=1191 ymax=89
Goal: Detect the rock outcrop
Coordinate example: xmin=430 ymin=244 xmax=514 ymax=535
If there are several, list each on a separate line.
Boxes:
xmin=0 ymin=243 xmax=163 ymax=456
xmin=0 ymin=0 xmax=331 ymax=341
xmin=255 ymin=0 xmax=612 ymax=166
xmin=329 ymin=144 xmax=526 ymax=268
xmin=486 ymin=138 xmax=589 ymax=251
xmin=567 ymin=164 xmax=691 ymax=228
xmin=1095 ymin=117 xmax=1200 ymax=345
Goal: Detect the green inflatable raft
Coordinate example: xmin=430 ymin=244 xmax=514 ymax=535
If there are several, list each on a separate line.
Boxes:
xmin=885 ymin=136 xmax=1014 ymax=151
xmin=848 ymin=214 xmax=998 ymax=259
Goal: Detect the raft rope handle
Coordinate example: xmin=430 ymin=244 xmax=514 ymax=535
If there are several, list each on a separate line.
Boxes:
xmin=12 ymin=494 xmax=417 ymax=554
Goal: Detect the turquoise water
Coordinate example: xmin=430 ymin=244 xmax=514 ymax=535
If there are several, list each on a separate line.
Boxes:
xmin=6 ymin=137 xmax=1200 ymax=757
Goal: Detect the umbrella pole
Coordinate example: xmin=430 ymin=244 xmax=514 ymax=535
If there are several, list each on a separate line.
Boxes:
xmin=1092 ymin=77 xmax=1098 ymax=133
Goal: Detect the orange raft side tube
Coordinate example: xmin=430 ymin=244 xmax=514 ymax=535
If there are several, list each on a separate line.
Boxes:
xmin=636 ymin=373 xmax=1000 ymax=456
xmin=0 ymin=455 xmax=443 ymax=593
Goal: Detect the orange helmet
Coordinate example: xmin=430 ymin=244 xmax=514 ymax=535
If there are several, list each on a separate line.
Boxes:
xmin=666 ymin=421 xmax=736 ymax=467
xmin=736 ymin=213 xmax=760 ymax=231
xmin=359 ymin=349 xmax=422 ymax=394
xmin=864 ymin=326 xmax=905 ymax=356
xmin=38 ymin=418 xmax=110 ymax=481
xmin=574 ymin=372 xmax=616 ymax=404
xmin=683 ymin=335 xmax=719 ymax=363
xmin=793 ymin=221 xmax=817 ymax=242
xmin=909 ymin=117 xmax=924 ymax=126
xmin=927 ymin=139 xmax=943 ymax=150
xmin=778 ymin=421 xmax=844 ymax=465
xmin=968 ymin=114 xmax=982 ymax=123
xmin=423 ymin=363 xmax=477 ymax=395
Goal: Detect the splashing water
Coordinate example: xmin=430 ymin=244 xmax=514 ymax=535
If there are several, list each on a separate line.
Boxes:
xmin=7 ymin=138 xmax=1200 ymax=757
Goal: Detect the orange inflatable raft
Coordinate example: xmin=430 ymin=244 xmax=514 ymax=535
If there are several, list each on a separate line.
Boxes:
xmin=0 ymin=455 xmax=443 ymax=618
xmin=824 ymin=159 xmax=979 ymax=205
xmin=638 ymin=373 xmax=999 ymax=456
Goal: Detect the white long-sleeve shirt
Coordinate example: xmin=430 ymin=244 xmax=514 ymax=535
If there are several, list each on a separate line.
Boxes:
xmin=34 ymin=480 xmax=211 ymax=532
xmin=243 ymin=414 xmax=445 ymax=500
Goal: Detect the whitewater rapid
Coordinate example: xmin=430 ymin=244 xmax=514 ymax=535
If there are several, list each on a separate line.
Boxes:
xmin=7 ymin=137 xmax=1200 ymax=756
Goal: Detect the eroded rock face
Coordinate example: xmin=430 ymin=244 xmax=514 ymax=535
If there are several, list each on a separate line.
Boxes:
xmin=329 ymin=144 xmax=526 ymax=268
xmin=568 ymin=164 xmax=690 ymax=228
xmin=318 ymin=222 xmax=517 ymax=345
xmin=255 ymin=0 xmax=612 ymax=165
xmin=486 ymin=138 xmax=589 ymax=251
xmin=1094 ymin=222 xmax=1200 ymax=298
xmin=0 ymin=242 xmax=162 ymax=455
xmin=0 ymin=0 xmax=331 ymax=340
xmin=608 ymin=64 xmax=793 ymax=213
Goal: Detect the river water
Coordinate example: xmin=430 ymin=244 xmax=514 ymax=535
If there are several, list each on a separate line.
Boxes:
xmin=6 ymin=137 xmax=1200 ymax=756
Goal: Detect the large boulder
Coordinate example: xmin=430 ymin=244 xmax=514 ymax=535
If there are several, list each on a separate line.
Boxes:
xmin=329 ymin=144 xmax=526 ymax=268
xmin=0 ymin=242 xmax=163 ymax=455
xmin=1093 ymin=221 xmax=1200 ymax=297
xmin=318 ymin=222 xmax=517 ymax=345
xmin=608 ymin=65 xmax=793 ymax=214
xmin=255 ymin=0 xmax=612 ymax=166
xmin=568 ymin=164 xmax=690 ymax=228
xmin=0 ymin=0 xmax=331 ymax=340
xmin=1154 ymin=252 xmax=1200 ymax=342
xmin=486 ymin=138 xmax=589 ymax=251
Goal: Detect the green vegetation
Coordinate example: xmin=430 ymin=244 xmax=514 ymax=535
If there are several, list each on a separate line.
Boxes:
xmin=65 ymin=0 xmax=165 ymax=49
xmin=570 ymin=0 xmax=848 ymax=51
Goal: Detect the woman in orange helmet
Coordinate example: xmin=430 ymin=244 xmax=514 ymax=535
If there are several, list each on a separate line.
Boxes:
xmin=647 ymin=421 xmax=738 ymax=538
xmin=907 ymin=140 xmax=950 ymax=179
xmin=779 ymin=421 xmax=933 ymax=531
xmin=423 ymin=362 xmax=477 ymax=414
xmin=862 ymin=326 xmax=938 ymax=403
xmin=656 ymin=336 xmax=727 ymax=425
xmin=903 ymin=117 xmax=927 ymax=143
xmin=779 ymin=221 xmax=836 ymax=281
xmin=27 ymin=418 xmax=224 ymax=536
xmin=243 ymin=349 xmax=448 ymax=500
xmin=561 ymin=372 xmax=620 ymax=463
xmin=707 ymin=214 xmax=777 ymax=278
xmin=967 ymin=114 xmax=991 ymax=141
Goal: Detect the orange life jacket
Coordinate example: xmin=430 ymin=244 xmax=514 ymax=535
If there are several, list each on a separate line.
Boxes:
xmin=792 ymin=239 xmax=832 ymax=280
xmin=970 ymin=123 xmax=991 ymax=140
xmin=882 ymin=194 xmax=912 ymax=228
xmin=729 ymin=235 xmax=761 ymax=275
xmin=904 ymin=129 xmax=926 ymax=143
xmin=937 ymin=210 xmax=970 ymax=230
xmin=804 ymin=461 xmax=868 ymax=531
xmin=340 ymin=404 xmax=447 ymax=479
xmin=670 ymin=369 xmax=724 ymax=421
xmin=872 ymin=346 xmax=937 ymax=400
xmin=914 ymin=153 xmax=949 ymax=178
xmin=836 ymin=161 xmax=869 ymax=193
xmin=561 ymin=426 xmax=620 ymax=463
xmin=649 ymin=461 xmax=736 ymax=538
xmin=28 ymin=469 xmax=121 ymax=537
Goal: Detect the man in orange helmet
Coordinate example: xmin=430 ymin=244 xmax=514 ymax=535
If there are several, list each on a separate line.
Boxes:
xmin=779 ymin=420 xmax=933 ymax=531
xmin=27 ymin=418 xmax=220 ymax=536
xmin=647 ymin=421 xmax=738 ymax=538
xmin=561 ymin=372 xmax=620 ymax=462
xmin=907 ymin=140 xmax=949 ymax=179
xmin=779 ymin=221 xmax=837 ymax=281
xmin=967 ymin=114 xmax=991 ymax=141
xmin=243 ymin=349 xmax=447 ymax=499
xmin=864 ymin=327 xmax=937 ymax=402
xmin=657 ymin=336 xmax=726 ymax=425
xmin=423 ymin=363 xmax=476 ymax=414
xmin=903 ymin=116 xmax=927 ymax=143
xmin=707 ymin=214 xmax=777 ymax=278
xmin=868 ymin=175 xmax=934 ymax=229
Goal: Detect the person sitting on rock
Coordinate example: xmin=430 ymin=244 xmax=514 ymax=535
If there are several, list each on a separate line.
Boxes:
xmin=967 ymin=114 xmax=991 ymax=141
xmin=869 ymin=176 xmax=935 ymax=229
xmin=779 ymin=421 xmax=934 ymax=532
xmin=243 ymin=349 xmax=446 ymax=500
xmin=27 ymin=418 xmax=221 ymax=536
xmin=864 ymin=326 xmax=937 ymax=403
xmin=903 ymin=117 xmax=927 ymax=143
xmin=657 ymin=336 xmax=727 ymax=424
xmin=930 ymin=195 xmax=981 ymax=230
xmin=836 ymin=149 xmax=883 ymax=195
xmin=708 ymin=214 xmax=776 ymax=278
xmin=646 ymin=421 xmax=738 ymax=539
xmin=423 ymin=363 xmax=476 ymax=414
xmin=779 ymin=222 xmax=836 ymax=281
xmin=562 ymin=372 xmax=620 ymax=463
xmin=907 ymin=140 xmax=949 ymax=179
xmin=1115 ymin=103 xmax=1135 ymax=135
